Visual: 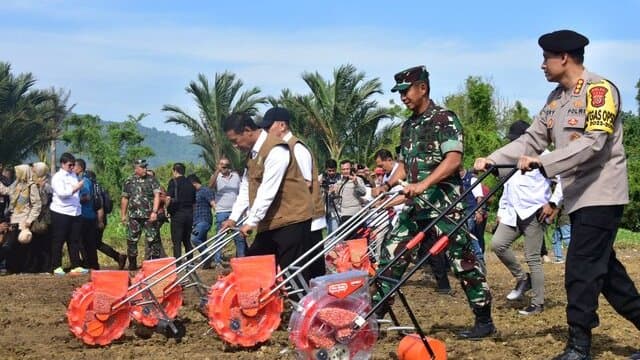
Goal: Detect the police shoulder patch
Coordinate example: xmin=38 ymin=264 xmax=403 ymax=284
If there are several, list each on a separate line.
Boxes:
xmin=585 ymin=80 xmax=617 ymax=134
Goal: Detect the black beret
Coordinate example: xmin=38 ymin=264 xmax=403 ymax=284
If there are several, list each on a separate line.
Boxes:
xmin=255 ymin=107 xmax=291 ymax=129
xmin=538 ymin=30 xmax=589 ymax=52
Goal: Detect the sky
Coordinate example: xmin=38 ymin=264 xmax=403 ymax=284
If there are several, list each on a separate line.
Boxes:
xmin=1 ymin=0 xmax=639 ymax=136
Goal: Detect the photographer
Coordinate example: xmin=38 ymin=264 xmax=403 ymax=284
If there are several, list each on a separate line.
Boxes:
xmin=319 ymin=159 xmax=341 ymax=233
xmin=330 ymin=160 xmax=367 ymax=223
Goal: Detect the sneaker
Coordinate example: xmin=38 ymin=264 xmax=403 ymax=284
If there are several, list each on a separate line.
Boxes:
xmin=53 ymin=267 xmax=66 ymax=276
xmin=506 ymin=273 xmax=532 ymax=301
xmin=554 ymin=258 xmax=565 ymax=264
xmin=542 ymin=255 xmax=552 ymax=263
xmin=69 ymin=267 xmax=89 ymax=275
xmin=518 ymin=304 xmax=544 ymax=316
xmin=629 ymin=351 xmax=640 ymax=360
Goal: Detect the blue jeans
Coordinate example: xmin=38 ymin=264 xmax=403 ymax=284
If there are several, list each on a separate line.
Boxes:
xmin=466 ymin=217 xmax=485 ymax=265
xmin=190 ymin=221 xmax=212 ymax=264
xmin=216 ymin=211 xmax=247 ymax=260
xmin=326 ymin=215 xmax=339 ymax=234
xmin=552 ymin=224 xmax=571 ymax=261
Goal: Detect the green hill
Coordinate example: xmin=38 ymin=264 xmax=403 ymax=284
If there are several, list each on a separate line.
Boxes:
xmin=55 ymin=121 xmax=203 ymax=167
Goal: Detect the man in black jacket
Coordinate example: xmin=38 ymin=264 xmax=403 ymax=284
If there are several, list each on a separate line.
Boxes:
xmin=166 ymin=163 xmax=196 ymax=261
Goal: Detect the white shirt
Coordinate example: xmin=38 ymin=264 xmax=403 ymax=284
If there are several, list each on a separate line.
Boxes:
xmin=229 ymin=131 xmax=290 ymax=227
xmin=50 ymin=168 xmax=81 ymax=216
xmin=383 ymin=161 xmax=405 ymax=214
xmin=283 ymin=132 xmax=327 ymax=232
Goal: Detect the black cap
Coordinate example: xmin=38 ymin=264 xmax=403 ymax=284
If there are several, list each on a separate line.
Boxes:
xmin=391 ymin=65 xmax=429 ymax=92
xmin=255 ymin=107 xmax=291 ymax=129
xmin=538 ymin=30 xmax=589 ymax=52
xmin=133 ymin=159 xmax=148 ymax=168
xmin=506 ymin=120 xmax=530 ymax=141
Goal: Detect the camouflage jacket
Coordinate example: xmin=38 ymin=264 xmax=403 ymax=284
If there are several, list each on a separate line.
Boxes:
xmin=121 ymin=174 xmax=160 ymax=218
xmin=400 ymin=100 xmax=465 ymax=220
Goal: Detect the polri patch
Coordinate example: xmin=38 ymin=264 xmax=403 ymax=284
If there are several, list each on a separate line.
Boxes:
xmin=586 ymin=80 xmax=617 ymax=134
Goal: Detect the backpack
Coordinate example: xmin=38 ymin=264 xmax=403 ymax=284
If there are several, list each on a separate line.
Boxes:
xmin=91 ymin=180 xmax=103 ymax=212
xmin=101 ymin=188 xmax=114 ymax=214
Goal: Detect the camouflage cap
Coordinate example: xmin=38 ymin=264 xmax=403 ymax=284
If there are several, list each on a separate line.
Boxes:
xmin=133 ymin=159 xmax=148 ymax=168
xmin=391 ymin=65 xmax=429 ymax=92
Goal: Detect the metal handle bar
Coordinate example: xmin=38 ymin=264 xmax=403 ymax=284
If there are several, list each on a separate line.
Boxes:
xmin=112 ymin=218 xmax=246 ymax=309
xmin=357 ymin=165 xmax=519 ymax=326
xmin=261 ymin=190 xmax=404 ymax=301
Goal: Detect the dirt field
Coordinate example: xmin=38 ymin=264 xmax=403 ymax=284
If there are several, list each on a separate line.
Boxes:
xmin=1 ymin=248 xmax=639 ymax=360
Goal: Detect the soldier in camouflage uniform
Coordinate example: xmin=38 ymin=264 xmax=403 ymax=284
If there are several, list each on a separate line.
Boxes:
xmin=376 ymin=65 xmax=495 ymax=339
xmin=120 ymin=159 xmax=162 ymax=270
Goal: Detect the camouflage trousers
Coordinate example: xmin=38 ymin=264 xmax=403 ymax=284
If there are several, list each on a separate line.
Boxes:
xmin=127 ymin=217 xmax=162 ymax=259
xmin=375 ymin=209 xmax=492 ymax=308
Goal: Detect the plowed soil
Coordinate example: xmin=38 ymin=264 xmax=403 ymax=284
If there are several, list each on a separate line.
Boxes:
xmin=1 ymin=248 xmax=639 ymax=359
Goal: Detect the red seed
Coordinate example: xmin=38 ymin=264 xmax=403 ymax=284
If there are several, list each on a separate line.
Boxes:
xmin=308 ymin=327 xmax=335 ymax=349
xmin=237 ymin=289 xmax=260 ymax=309
xmin=317 ymin=307 xmax=357 ymax=328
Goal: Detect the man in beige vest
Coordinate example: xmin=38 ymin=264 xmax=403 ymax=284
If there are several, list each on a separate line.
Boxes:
xmin=475 ymin=30 xmax=640 ymax=360
xmin=221 ymin=112 xmax=313 ymax=278
xmin=256 ymin=107 xmax=326 ymax=280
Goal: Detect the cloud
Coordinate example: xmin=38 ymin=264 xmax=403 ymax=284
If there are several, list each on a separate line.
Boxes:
xmin=1 ymin=19 xmax=638 ymax=135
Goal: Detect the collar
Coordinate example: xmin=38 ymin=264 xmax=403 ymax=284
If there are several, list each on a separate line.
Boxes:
xmin=282 ymin=131 xmax=293 ymax=142
xmin=251 ymin=130 xmax=269 ymax=159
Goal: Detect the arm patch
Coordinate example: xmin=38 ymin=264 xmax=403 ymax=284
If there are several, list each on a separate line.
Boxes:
xmin=585 ymin=80 xmax=617 ymax=134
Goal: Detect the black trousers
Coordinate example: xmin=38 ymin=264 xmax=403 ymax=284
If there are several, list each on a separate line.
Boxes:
xmin=303 ymin=228 xmax=326 ymax=281
xmin=97 ymin=226 xmax=121 ymax=262
xmin=80 ymin=218 xmax=99 ymax=269
xmin=248 ymin=220 xmax=312 ymax=282
xmin=24 ymin=231 xmax=51 ymax=273
xmin=1 ymin=227 xmax=28 ymax=273
xmin=170 ymin=208 xmax=193 ymax=261
xmin=50 ymin=211 xmax=83 ymax=270
xmin=566 ymin=205 xmax=640 ymax=330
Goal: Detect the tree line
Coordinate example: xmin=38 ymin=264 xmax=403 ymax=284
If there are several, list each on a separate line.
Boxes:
xmin=1 ymin=61 xmax=639 ymax=230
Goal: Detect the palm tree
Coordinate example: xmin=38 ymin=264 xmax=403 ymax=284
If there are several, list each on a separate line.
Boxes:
xmin=0 ymin=62 xmax=56 ymax=165
xmin=291 ymin=64 xmax=394 ymax=162
xmin=163 ymin=72 xmax=267 ymax=170
xmin=33 ymin=88 xmax=75 ymax=173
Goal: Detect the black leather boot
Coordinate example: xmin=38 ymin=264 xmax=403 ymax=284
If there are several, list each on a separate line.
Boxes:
xmin=552 ymin=325 xmax=592 ymax=360
xmin=128 ymin=256 xmax=138 ymax=271
xmin=457 ymin=304 xmax=496 ymax=340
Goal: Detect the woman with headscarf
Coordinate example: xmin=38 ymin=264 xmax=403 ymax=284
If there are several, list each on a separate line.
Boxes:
xmin=0 ymin=164 xmax=41 ymax=273
xmin=23 ymin=162 xmax=52 ymax=273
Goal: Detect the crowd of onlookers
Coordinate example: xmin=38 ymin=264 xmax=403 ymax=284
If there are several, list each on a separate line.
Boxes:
xmin=0 ymin=152 xmax=246 ymax=275
xmin=0 ymin=146 xmax=570 ymax=290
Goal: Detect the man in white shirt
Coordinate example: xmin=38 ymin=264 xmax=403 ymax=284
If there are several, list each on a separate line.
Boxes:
xmin=220 ymin=112 xmax=313 ymax=277
xmin=49 ymin=152 xmax=87 ymax=276
xmin=490 ymin=121 xmax=561 ymax=316
xmin=256 ymin=107 xmax=326 ymax=280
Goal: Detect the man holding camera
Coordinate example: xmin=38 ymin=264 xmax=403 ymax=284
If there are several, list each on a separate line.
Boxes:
xmin=319 ymin=159 xmax=341 ymax=233
xmin=330 ymin=160 xmax=367 ymax=224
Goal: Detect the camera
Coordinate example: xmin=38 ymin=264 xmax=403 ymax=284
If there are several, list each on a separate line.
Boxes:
xmin=321 ymin=172 xmax=339 ymax=190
